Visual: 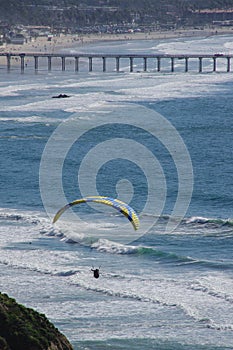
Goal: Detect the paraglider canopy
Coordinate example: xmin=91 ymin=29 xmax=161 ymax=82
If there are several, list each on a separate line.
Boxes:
xmin=53 ymin=196 xmax=140 ymax=230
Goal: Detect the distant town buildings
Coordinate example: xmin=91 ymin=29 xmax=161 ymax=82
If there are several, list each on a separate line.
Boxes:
xmin=1 ymin=4 xmax=233 ymax=47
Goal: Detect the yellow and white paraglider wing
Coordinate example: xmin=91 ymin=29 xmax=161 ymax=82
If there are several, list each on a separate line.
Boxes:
xmin=52 ymin=196 xmax=140 ymax=230
xmin=52 ymin=198 xmax=85 ymax=224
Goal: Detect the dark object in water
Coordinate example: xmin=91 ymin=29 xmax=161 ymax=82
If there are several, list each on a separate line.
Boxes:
xmin=52 ymin=94 xmax=70 ymax=98
xmin=91 ymin=268 xmax=100 ymax=279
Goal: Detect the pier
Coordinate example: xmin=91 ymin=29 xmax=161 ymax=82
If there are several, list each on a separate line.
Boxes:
xmin=1 ymin=53 xmax=232 ymax=73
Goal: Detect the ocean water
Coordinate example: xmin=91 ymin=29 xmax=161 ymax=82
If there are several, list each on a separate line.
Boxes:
xmin=1 ymin=34 xmax=233 ymax=350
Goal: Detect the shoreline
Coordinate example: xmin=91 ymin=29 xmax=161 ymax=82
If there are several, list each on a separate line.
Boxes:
xmin=0 ymin=27 xmax=233 ymax=68
xmin=1 ymin=27 xmax=233 ymax=55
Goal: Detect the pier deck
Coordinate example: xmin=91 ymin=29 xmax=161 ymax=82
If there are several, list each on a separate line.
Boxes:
xmin=0 ymin=53 xmax=232 ymax=73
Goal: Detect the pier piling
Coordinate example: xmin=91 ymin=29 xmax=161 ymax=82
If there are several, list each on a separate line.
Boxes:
xmin=48 ymin=56 xmax=52 ymax=71
xmin=157 ymin=57 xmax=161 ymax=72
xmin=171 ymin=57 xmax=174 ymax=72
xmin=213 ymin=57 xmax=216 ymax=72
xmin=116 ymin=57 xmax=120 ymax=72
xmin=6 ymin=54 xmax=11 ymax=71
xmin=88 ymin=57 xmax=93 ymax=72
xmin=75 ymin=57 xmax=79 ymax=72
xmin=61 ymin=57 xmax=66 ymax=71
xmin=34 ymin=56 xmax=38 ymax=70
xmin=185 ymin=57 xmax=189 ymax=72
xmin=227 ymin=57 xmax=231 ymax=72
xmin=102 ymin=57 xmax=106 ymax=72
xmin=199 ymin=57 xmax=203 ymax=73
xmin=19 ymin=53 xmax=25 ymax=73
xmin=130 ymin=57 xmax=134 ymax=72
xmin=143 ymin=57 xmax=147 ymax=72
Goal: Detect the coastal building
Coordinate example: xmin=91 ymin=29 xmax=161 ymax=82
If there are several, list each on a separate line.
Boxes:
xmin=8 ymin=34 xmax=26 ymax=45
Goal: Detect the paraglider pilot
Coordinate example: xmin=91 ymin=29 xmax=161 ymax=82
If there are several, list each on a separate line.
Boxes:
xmin=91 ymin=268 xmax=100 ymax=279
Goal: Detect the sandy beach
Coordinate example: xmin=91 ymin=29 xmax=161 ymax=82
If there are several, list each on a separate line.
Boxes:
xmin=1 ymin=27 xmax=233 ymax=55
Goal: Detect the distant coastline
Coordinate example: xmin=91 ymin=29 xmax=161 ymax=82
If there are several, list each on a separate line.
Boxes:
xmin=1 ymin=27 xmax=233 ymax=56
xmin=1 ymin=27 xmax=233 ymax=69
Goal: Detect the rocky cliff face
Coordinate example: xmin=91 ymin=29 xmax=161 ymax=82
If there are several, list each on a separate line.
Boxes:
xmin=0 ymin=293 xmax=73 ymax=350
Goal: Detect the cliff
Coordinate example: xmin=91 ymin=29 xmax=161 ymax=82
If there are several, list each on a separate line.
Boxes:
xmin=0 ymin=293 xmax=73 ymax=350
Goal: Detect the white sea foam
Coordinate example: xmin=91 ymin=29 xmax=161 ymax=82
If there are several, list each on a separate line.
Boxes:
xmin=0 ymin=115 xmax=63 ymax=123
xmin=1 ymin=67 xmax=232 ymax=116
xmin=1 ymin=206 xmax=233 ymax=345
xmin=189 ymin=274 xmax=233 ymax=304
xmin=68 ymin=269 xmax=233 ymax=332
xmin=155 ymin=35 xmax=232 ymax=55
xmin=0 ymin=82 xmax=51 ymax=96
xmin=91 ymin=239 xmax=138 ymax=254
xmin=185 ymin=216 xmax=210 ymax=224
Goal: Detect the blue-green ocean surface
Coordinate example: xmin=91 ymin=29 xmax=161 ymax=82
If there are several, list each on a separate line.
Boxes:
xmin=0 ymin=34 xmax=233 ymax=349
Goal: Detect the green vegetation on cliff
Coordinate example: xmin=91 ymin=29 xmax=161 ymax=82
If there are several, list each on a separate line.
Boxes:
xmin=1 ymin=0 xmax=233 ymax=28
xmin=0 ymin=293 xmax=73 ymax=350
